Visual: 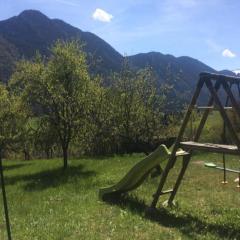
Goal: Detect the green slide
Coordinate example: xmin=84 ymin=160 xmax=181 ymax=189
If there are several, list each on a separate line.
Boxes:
xmin=99 ymin=144 xmax=172 ymax=199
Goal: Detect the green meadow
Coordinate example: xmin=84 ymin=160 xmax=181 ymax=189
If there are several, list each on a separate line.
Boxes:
xmin=1 ymin=152 xmax=239 ymax=240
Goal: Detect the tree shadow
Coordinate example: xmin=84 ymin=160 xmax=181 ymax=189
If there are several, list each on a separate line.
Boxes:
xmin=3 ymin=162 xmax=32 ymax=171
xmin=4 ymin=165 xmax=96 ymax=192
xmin=103 ymin=194 xmax=240 ymax=239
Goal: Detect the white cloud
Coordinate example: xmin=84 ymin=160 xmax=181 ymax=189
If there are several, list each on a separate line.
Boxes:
xmin=92 ymin=8 xmax=113 ymax=22
xmin=222 ymin=49 xmax=236 ymax=58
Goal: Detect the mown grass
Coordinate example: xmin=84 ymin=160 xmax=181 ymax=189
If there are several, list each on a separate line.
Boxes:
xmin=0 ymin=152 xmax=240 ymax=239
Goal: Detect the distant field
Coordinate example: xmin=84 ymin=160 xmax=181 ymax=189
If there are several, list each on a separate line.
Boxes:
xmin=0 ymin=153 xmax=240 ymax=240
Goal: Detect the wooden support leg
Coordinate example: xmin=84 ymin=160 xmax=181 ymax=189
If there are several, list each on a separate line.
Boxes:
xmin=151 ymin=158 xmax=174 ymax=208
xmin=150 ymin=78 xmax=205 ymax=209
xmin=166 ymin=81 xmax=221 ymax=205
xmin=168 ymin=154 xmax=191 ymax=204
xmin=221 ymin=80 xmax=240 ymax=119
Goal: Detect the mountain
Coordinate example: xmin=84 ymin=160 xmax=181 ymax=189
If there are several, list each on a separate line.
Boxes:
xmin=0 ymin=10 xmax=123 ymax=82
xmin=232 ymin=69 xmax=240 ymax=76
xmin=219 ymin=70 xmax=237 ymax=76
xmin=0 ymin=10 xmax=236 ymax=105
xmin=129 ymin=52 xmax=216 ymax=90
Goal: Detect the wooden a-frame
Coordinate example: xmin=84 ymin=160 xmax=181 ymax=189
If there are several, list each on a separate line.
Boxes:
xmin=151 ymin=72 xmax=240 ymax=208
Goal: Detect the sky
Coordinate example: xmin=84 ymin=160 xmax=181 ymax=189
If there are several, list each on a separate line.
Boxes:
xmin=0 ymin=0 xmax=239 ymax=71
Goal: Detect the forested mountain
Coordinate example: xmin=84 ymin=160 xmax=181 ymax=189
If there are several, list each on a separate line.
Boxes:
xmin=0 ymin=10 xmax=123 ymax=81
xmin=129 ymin=52 xmax=217 ymax=103
xmin=0 ymin=10 xmax=236 ymax=102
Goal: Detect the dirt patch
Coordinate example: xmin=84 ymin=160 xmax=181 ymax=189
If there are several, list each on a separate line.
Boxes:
xmin=192 ymin=160 xmax=204 ymax=165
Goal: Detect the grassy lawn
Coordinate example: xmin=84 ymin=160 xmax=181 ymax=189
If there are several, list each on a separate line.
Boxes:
xmin=0 ymin=152 xmax=240 ymax=240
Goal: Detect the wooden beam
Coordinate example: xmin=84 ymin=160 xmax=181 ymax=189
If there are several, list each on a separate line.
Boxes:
xmin=221 ymin=80 xmax=240 ymax=119
xmin=200 ymin=72 xmax=240 ymax=84
xmin=159 ymin=189 xmax=173 ymax=196
xmin=196 ymin=106 xmax=233 ymax=110
xmin=180 ymin=141 xmax=240 ymax=155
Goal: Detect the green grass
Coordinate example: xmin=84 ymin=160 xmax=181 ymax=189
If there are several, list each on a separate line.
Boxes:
xmin=185 ymin=111 xmax=223 ymax=143
xmin=0 ymin=153 xmax=240 ymax=240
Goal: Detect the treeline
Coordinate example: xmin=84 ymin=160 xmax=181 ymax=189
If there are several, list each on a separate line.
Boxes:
xmin=0 ymin=40 xmax=180 ymax=169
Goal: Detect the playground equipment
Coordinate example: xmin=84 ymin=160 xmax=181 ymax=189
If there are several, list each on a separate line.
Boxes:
xmin=99 ymin=145 xmax=188 ymax=199
xmin=100 ymin=72 xmax=240 ymax=208
xmin=204 ymin=162 xmax=240 ymax=187
xmin=150 ymin=72 xmax=240 ymax=208
xmin=0 ymin=150 xmax=12 ymax=240
xmin=204 ymin=79 xmax=240 ymax=187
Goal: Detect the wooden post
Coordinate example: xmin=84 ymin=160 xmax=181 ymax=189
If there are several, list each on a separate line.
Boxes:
xmin=150 ymin=76 xmax=205 ymax=208
xmin=221 ymin=82 xmax=231 ymax=184
xmin=168 ymin=154 xmax=191 ymax=203
xmin=168 ymin=80 xmax=221 ymax=204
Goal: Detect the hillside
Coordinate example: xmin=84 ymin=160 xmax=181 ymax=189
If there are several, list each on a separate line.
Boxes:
xmin=129 ymin=52 xmax=217 ymax=102
xmin=0 ymin=10 xmax=123 ymax=82
xmin=0 ymin=10 xmax=236 ymax=105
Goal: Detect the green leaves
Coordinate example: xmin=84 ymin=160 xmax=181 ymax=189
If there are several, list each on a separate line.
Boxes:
xmin=7 ymin=39 xmax=178 ymax=159
xmin=9 ymin=40 xmax=93 ymax=167
xmin=107 ymin=62 xmax=167 ymax=153
xmin=0 ymin=84 xmax=29 ymax=150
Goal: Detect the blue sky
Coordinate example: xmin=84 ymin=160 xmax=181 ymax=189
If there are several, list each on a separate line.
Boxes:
xmin=0 ymin=0 xmax=239 ymax=70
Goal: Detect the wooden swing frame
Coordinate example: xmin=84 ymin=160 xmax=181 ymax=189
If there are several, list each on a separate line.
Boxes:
xmin=151 ymin=72 xmax=240 ymax=208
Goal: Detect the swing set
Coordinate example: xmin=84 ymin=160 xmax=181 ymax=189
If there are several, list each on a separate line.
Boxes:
xmin=204 ymin=79 xmax=240 ymax=187
xmin=150 ymin=72 xmax=240 ymax=208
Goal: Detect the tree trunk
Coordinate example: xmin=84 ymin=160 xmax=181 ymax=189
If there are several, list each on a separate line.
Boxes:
xmin=62 ymin=145 xmax=68 ymax=170
xmin=23 ymin=149 xmax=30 ymax=161
xmin=50 ymin=148 xmax=53 ymax=159
xmin=45 ymin=148 xmax=51 ymax=159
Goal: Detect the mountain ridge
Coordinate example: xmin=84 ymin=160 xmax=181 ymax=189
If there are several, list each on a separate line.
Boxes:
xmin=0 ymin=9 xmax=237 ymax=102
xmin=0 ymin=10 xmax=123 ymax=81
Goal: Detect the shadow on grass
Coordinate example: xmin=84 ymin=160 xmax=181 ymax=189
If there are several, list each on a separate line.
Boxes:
xmin=3 ymin=162 xmax=32 ymax=171
xmin=5 ymin=165 xmax=96 ymax=192
xmin=104 ymin=194 xmax=240 ymax=239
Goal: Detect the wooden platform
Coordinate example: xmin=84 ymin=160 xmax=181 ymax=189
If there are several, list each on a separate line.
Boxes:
xmin=196 ymin=106 xmax=233 ymax=110
xmin=180 ymin=141 xmax=240 ymax=155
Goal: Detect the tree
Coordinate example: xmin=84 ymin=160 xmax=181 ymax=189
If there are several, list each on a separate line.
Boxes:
xmin=160 ymin=64 xmax=186 ymax=111
xmin=33 ymin=118 xmax=58 ymax=159
xmin=0 ymin=84 xmax=28 ymax=240
xmin=0 ymin=84 xmax=28 ymax=153
xmin=110 ymin=60 xmax=139 ymax=152
xmin=134 ymin=67 xmax=165 ymax=149
xmin=85 ymin=77 xmax=118 ymax=155
xmin=111 ymin=61 xmax=166 ymax=153
xmin=10 ymin=40 xmax=92 ymax=169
